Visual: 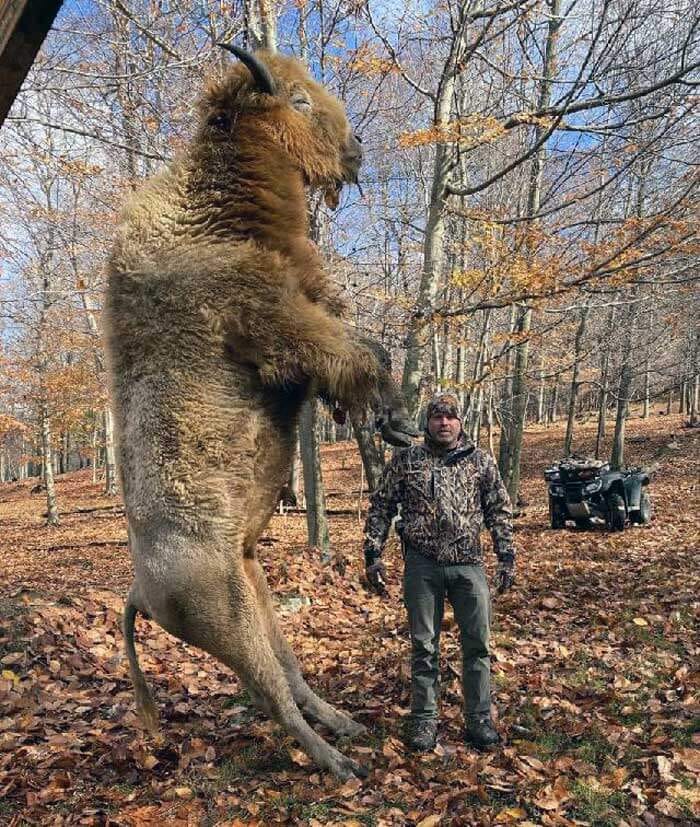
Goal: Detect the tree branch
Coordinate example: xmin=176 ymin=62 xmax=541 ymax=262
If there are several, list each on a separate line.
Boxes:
xmin=5 ymin=116 xmax=168 ymax=162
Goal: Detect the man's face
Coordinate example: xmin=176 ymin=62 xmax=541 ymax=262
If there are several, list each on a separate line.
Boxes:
xmin=427 ymin=413 xmax=461 ymax=448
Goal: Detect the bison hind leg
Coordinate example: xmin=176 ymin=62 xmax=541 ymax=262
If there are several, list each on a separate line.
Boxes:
xmin=150 ymin=561 xmax=366 ymax=780
xmin=242 ymin=558 xmax=366 ymax=739
xmin=294 ymin=683 xmax=367 ymax=738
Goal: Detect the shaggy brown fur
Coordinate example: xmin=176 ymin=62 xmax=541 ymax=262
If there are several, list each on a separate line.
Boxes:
xmin=104 ymin=49 xmax=414 ymax=780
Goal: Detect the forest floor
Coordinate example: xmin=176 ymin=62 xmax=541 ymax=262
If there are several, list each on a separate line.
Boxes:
xmin=0 ymin=413 xmax=698 ymax=827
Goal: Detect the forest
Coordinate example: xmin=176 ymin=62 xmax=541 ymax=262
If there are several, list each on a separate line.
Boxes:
xmin=0 ymin=0 xmax=698 ymax=824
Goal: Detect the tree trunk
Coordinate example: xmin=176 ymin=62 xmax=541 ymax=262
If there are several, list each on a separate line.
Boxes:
xmin=91 ymin=417 xmax=99 ymax=483
xmin=504 ymin=307 xmax=532 ymax=503
xmin=642 ymin=360 xmax=650 ymax=419
xmin=497 ymin=304 xmax=517 ymax=479
xmin=111 ymin=11 xmax=140 ymax=184
xmin=550 ymin=380 xmax=559 ymax=424
xmin=642 ymin=304 xmax=654 ymax=419
xmin=564 ymin=305 xmax=590 ymax=454
xmin=244 ymin=0 xmax=278 ymax=51
xmin=466 ymin=308 xmax=491 ymax=439
xmin=610 ymin=360 xmax=633 ymax=470
xmin=595 ymin=307 xmax=616 ymax=458
xmin=351 ymin=413 xmax=384 ymax=492
xmin=537 ymin=362 xmax=546 ymax=425
xmin=289 ymin=442 xmax=300 ymax=504
xmin=595 ymin=379 xmax=607 ymax=459
xmin=689 ymin=331 xmax=700 ymax=425
xmin=610 ymin=295 xmax=639 ymax=470
xmin=298 ymin=189 xmax=336 ymax=551
xmin=402 ymin=168 xmax=450 ymax=415
xmin=103 ymin=407 xmax=118 ymax=496
xmin=325 ymin=413 xmax=336 ymax=444
xmin=690 ymin=372 xmax=700 ymax=427
xmin=19 ymin=437 xmax=27 ymax=481
xmin=39 ymin=402 xmax=60 ymax=526
xmin=440 ymin=317 xmax=452 ymax=388
xmin=501 ymin=0 xmax=561 ymax=502
xmin=401 ymin=18 xmax=472 ymax=417
xmin=432 ymin=326 xmax=442 ymax=385
xmin=299 ymin=399 xmax=330 ymax=559
xmin=642 ymin=302 xmax=653 ymax=419
xmin=455 ymin=333 xmax=466 ymax=411
xmin=470 ymin=384 xmax=484 ymax=445
xmin=486 ymin=378 xmax=495 ymax=455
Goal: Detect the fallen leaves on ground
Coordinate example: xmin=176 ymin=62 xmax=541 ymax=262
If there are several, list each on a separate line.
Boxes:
xmin=0 ymin=415 xmax=698 ymax=825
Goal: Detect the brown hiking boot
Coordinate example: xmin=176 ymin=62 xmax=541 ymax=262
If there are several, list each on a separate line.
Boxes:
xmin=464 ymin=714 xmax=500 ymax=751
xmin=403 ymin=718 xmax=438 ymax=752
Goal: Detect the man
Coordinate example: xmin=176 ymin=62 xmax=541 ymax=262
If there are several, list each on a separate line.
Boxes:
xmin=363 ymin=393 xmax=515 ymax=752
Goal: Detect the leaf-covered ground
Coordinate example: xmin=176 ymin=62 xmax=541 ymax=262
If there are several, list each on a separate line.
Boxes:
xmin=1 ymin=415 xmax=698 ymax=826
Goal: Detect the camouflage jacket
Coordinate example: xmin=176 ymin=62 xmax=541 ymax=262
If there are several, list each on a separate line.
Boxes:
xmin=363 ymin=435 xmax=515 ymax=568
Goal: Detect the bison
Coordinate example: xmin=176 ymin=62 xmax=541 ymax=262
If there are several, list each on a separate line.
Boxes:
xmin=104 ymin=46 xmax=416 ymax=780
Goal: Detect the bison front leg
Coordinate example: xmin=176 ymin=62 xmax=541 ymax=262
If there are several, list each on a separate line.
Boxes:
xmin=243 ymin=558 xmax=366 ymax=737
xmin=354 ymin=336 xmax=420 ymax=447
xmin=227 ymin=294 xmax=382 ymax=410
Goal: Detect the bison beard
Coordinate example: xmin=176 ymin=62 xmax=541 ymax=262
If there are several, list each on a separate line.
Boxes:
xmin=104 ymin=47 xmax=417 ymax=780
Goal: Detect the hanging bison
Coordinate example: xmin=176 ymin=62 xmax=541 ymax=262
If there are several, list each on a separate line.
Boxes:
xmin=104 ymin=46 xmax=416 ymax=780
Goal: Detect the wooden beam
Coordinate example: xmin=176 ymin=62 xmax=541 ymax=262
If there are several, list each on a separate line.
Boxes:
xmin=0 ymin=0 xmax=64 ymax=129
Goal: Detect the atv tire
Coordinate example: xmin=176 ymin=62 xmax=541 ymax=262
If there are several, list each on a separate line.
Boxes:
xmin=575 ymin=518 xmax=592 ymax=530
xmin=549 ymin=498 xmax=565 ymax=529
xmin=630 ymin=490 xmax=652 ymax=525
xmin=607 ymin=493 xmax=626 ymax=532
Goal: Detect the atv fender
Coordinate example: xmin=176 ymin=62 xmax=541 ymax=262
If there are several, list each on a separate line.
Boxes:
xmin=600 ymin=474 xmax=620 ymax=495
xmin=625 ymin=471 xmax=649 ymax=510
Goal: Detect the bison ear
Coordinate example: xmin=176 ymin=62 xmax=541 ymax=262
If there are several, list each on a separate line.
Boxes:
xmin=217 ymin=43 xmax=276 ymax=96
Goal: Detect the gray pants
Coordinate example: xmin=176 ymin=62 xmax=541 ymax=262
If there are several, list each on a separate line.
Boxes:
xmin=403 ymin=549 xmax=491 ymax=721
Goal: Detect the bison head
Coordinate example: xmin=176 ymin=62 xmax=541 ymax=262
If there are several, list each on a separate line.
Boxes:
xmin=206 ymin=45 xmax=362 ymax=210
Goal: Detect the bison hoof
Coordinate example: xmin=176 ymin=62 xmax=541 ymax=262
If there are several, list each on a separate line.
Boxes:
xmin=380 ymin=424 xmax=414 ymax=447
xmin=389 ymin=416 xmax=420 ymax=437
xmin=380 ymin=417 xmax=420 ymax=447
xmin=329 ymin=754 xmax=369 ymax=781
xmin=336 ymin=718 xmax=367 ymax=738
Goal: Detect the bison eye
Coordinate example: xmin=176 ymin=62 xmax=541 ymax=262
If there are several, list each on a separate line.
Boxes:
xmin=208 ymin=113 xmax=230 ymax=131
xmin=291 ymin=93 xmax=312 ymax=113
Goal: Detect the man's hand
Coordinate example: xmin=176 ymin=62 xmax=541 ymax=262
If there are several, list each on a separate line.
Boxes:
xmin=495 ymin=563 xmax=515 ymax=594
xmin=495 ymin=551 xmax=515 ymax=594
xmin=365 ymin=560 xmax=388 ymax=595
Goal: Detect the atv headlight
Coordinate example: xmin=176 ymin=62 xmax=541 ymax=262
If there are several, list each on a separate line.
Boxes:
xmin=583 ymin=479 xmax=602 ymax=494
xmin=550 ymin=484 xmax=564 ymax=496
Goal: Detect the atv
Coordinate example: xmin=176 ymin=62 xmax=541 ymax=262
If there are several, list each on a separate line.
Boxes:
xmin=544 ymin=456 xmax=652 ymax=531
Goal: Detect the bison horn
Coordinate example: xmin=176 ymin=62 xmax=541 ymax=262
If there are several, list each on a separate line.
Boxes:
xmin=217 ymin=44 xmax=276 ymax=96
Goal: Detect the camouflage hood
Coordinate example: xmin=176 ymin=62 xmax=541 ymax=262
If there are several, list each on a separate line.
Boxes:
xmin=425 ymin=392 xmax=462 ymax=421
